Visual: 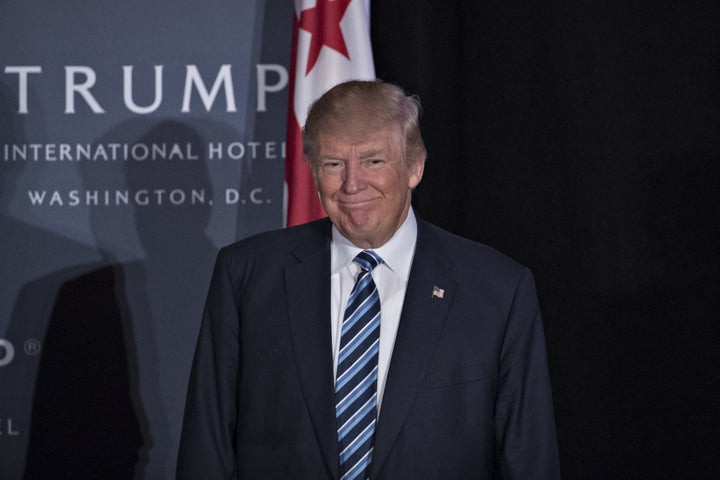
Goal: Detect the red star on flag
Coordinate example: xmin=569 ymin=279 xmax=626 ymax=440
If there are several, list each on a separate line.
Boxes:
xmin=299 ymin=0 xmax=352 ymax=75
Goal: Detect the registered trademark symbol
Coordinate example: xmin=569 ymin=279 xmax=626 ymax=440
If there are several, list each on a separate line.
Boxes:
xmin=24 ymin=338 xmax=41 ymax=356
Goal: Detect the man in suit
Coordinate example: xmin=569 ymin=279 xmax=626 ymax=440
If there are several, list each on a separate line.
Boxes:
xmin=177 ymin=80 xmax=560 ymax=479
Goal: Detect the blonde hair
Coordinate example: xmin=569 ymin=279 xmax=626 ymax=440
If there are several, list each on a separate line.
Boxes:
xmin=302 ymin=80 xmax=426 ymax=167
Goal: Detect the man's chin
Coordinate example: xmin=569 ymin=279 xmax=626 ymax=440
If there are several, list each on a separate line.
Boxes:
xmin=336 ymin=221 xmax=376 ymax=247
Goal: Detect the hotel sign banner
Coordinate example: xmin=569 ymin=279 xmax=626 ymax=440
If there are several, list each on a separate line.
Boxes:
xmin=0 ymin=1 xmax=291 ymax=478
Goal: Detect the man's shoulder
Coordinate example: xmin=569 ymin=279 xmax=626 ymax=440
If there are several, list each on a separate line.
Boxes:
xmin=419 ymin=220 xmax=528 ymax=278
xmin=217 ymin=218 xmax=330 ymax=262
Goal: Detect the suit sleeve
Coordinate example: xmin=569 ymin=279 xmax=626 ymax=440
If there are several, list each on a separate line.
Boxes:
xmin=177 ymin=249 xmax=240 ymax=480
xmin=494 ymin=268 xmax=561 ymax=479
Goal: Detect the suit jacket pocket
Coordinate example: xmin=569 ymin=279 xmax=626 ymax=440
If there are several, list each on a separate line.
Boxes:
xmin=425 ymin=362 xmax=489 ymax=389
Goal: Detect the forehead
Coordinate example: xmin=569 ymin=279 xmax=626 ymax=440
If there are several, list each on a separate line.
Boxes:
xmin=317 ymin=128 xmax=402 ymax=157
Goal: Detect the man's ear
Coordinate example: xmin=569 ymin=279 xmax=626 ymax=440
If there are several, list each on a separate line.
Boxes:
xmin=304 ymin=154 xmax=320 ymax=189
xmin=408 ymin=155 xmax=425 ymax=189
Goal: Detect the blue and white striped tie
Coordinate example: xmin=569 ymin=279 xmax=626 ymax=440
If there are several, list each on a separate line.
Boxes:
xmin=335 ymin=250 xmax=383 ymax=480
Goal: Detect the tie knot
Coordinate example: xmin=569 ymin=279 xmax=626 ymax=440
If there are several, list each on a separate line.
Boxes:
xmin=354 ymin=250 xmax=384 ymax=272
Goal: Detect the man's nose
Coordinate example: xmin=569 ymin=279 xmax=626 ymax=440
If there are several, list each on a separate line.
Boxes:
xmin=342 ymin=162 xmax=364 ymax=192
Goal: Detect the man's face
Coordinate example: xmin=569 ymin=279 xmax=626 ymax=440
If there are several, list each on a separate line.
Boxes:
xmin=311 ymin=128 xmax=424 ymax=249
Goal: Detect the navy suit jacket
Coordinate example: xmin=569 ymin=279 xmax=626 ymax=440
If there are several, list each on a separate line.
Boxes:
xmin=177 ymin=218 xmax=560 ymax=479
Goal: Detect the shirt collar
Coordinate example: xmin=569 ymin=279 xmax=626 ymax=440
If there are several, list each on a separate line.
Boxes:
xmin=331 ymin=207 xmax=418 ymax=279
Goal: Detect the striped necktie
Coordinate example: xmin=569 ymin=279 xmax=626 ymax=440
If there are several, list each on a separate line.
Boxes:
xmin=335 ymin=250 xmax=384 ymax=480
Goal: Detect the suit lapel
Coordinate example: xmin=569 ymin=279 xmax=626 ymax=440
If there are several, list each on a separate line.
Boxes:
xmin=371 ymin=221 xmax=456 ymax=477
xmin=284 ymin=220 xmax=339 ymax=479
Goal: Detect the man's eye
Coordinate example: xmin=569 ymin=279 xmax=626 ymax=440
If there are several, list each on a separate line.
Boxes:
xmin=322 ymin=161 xmax=343 ymax=172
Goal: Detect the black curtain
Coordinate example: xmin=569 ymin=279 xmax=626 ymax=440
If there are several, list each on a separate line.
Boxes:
xmin=372 ymin=1 xmax=720 ymax=478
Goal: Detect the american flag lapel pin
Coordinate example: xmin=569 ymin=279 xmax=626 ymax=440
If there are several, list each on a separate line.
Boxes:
xmin=432 ymin=285 xmax=445 ymax=299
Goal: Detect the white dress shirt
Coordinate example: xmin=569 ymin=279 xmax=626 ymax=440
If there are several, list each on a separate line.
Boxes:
xmin=330 ymin=208 xmax=418 ymax=411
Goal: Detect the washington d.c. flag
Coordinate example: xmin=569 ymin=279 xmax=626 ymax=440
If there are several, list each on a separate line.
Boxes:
xmin=285 ymin=0 xmax=375 ymax=226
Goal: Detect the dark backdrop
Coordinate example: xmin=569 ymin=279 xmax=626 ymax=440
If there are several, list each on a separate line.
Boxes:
xmin=372 ymin=1 xmax=719 ymax=478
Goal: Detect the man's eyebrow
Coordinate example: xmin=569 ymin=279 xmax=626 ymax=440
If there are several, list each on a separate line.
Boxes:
xmin=358 ymin=149 xmax=385 ymax=159
xmin=318 ymin=149 xmax=386 ymax=161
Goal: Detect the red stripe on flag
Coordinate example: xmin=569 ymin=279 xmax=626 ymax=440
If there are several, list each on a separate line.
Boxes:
xmin=285 ymin=113 xmax=325 ymax=226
